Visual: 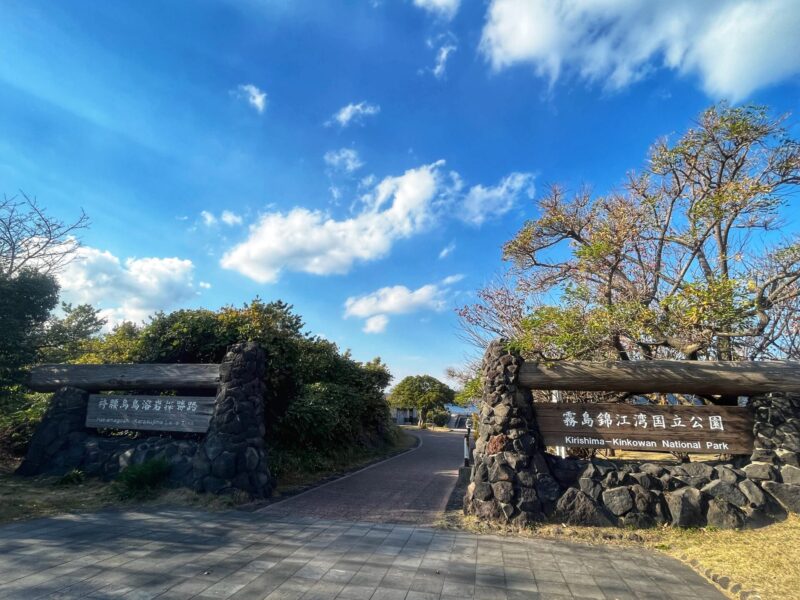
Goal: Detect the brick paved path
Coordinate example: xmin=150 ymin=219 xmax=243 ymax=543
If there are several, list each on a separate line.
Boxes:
xmin=0 ymin=430 xmax=726 ymax=599
xmin=0 ymin=510 xmax=724 ymax=599
xmin=258 ymin=430 xmax=464 ymax=526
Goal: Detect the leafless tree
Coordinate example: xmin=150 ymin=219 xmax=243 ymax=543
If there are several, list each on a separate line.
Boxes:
xmin=0 ymin=193 xmax=89 ymax=277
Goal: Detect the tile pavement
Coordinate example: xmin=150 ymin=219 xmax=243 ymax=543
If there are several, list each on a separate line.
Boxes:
xmin=257 ymin=430 xmax=464 ymax=526
xmin=0 ymin=509 xmax=726 ymax=600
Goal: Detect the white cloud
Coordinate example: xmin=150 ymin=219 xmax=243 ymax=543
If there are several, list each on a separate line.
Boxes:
xmin=438 ymin=241 xmax=456 ymax=259
xmin=461 ymin=172 xmax=535 ymax=226
xmin=344 ymin=275 xmax=462 ymax=333
xmin=432 ymin=44 xmax=457 ymax=79
xmin=479 ymin=0 xmax=800 ymax=101
xmin=441 ymin=274 xmax=464 ymax=285
xmin=324 ymin=148 xmax=364 ymax=173
xmin=57 ymin=246 xmax=198 ymax=327
xmin=328 ymin=101 xmax=380 ymax=127
xmin=199 ymin=281 xmax=212 ymax=289
xmin=221 ymin=210 xmax=243 ymax=226
xmin=414 ymin=0 xmax=460 ymax=20
xmin=363 ymin=315 xmax=389 ymax=334
xmin=220 ymin=161 xmax=450 ymax=283
xmin=234 ymin=83 xmax=268 ymax=113
xmin=345 ymin=284 xmax=446 ymax=319
xmin=201 ymin=210 xmax=242 ymax=227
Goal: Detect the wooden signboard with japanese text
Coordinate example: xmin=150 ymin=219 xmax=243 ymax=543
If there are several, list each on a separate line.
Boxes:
xmin=534 ymin=403 xmax=754 ymax=454
xmin=85 ymin=395 xmax=215 ymax=433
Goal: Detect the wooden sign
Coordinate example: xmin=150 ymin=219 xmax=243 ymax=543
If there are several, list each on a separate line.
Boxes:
xmin=534 ymin=403 xmax=754 ymax=454
xmin=86 ymin=395 xmax=215 ymax=433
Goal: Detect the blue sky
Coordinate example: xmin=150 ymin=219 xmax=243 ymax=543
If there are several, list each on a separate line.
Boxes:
xmin=2 ymin=0 xmax=800 ymax=384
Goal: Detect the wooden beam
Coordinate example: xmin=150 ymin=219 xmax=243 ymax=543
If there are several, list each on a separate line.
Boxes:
xmin=28 ymin=364 xmax=220 ymax=392
xmin=518 ymin=360 xmax=800 ymax=395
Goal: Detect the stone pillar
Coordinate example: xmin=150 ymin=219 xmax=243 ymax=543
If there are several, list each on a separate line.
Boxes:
xmin=193 ymin=342 xmax=274 ymax=497
xmin=464 ymin=340 xmax=561 ymax=524
xmin=16 ymin=386 xmax=89 ymax=476
xmin=745 ymin=393 xmax=800 ymax=514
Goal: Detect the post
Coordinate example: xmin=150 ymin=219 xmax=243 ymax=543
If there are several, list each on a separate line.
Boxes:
xmin=464 ymin=423 xmax=471 ymax=467
xmin=551 ymin=390 xmax=566 ymax=459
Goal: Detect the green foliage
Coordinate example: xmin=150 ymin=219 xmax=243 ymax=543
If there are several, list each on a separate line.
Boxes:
xmin=112 ymin=459 xmax=171 ymax=500
xmin=77 ymin=322 xmax=144 ymax=364
xmin=0 ymin=389 xmax=50 ymax=456
xmin=389 ymin=375 xmax=454 ymax=425
xmin=0 ymin=270 xmax=59 ymax=388
xmin=39 ymin=303 xmax=106 ymax=364
xmin=492 ymin=102 xmax=800 ymax=364
xmin=268 ymin=426 xmax=403 ymax=481
xmin=430 ymin=408 xmax=449 ymax=427
xmin=76 ymin=299 xmax=394 ymax=472
xmin=56 ymin=469 xmax=85 ymax=486
xmin=455 ymin=377 xmax=482 ymax=406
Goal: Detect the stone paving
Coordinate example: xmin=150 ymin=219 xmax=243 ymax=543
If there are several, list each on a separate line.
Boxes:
xmin=258 ymin=430 xmax=464 ymax=526
xmin=0 ymin=508 xmax=725 ymax=600
xmin=0 ymin=430 xmax=726 ymax=599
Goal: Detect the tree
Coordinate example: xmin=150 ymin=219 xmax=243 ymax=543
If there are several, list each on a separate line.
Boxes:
xmin=459 ymin=104 xmax=800 ymax=406
xmin=460 ymin=105 xmax=800 ymax=379
xmin=77 ymin=322 xmax=142 ymax=364
xmin=0 ymin=193 xmax=88 ymax=277
xmin=0 ymin=270 xmax=59 ymax=387
xmin=0 ymin=194 xmax=91 ymax=381
xmin=38 ymin=303 xmax=106 ymax=363
xmin=389 ymin=375 xmax=455 ymax=427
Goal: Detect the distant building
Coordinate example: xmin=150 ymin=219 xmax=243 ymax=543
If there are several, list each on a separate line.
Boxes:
xmin=446 ymin=403 xmax=477 ymax=429
xmin=391 ymin=406 xmax=419 ymax=425
xmin=390 ymin=403 xmax=478 ymax=428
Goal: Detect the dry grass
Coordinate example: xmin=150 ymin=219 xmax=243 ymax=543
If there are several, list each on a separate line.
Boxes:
xmin=437 ymin=511 xmax=800 ymax=600
xmin=0 ymin=431 xmax=419 ymax=525
xmin=0 ymin=469 xmax=245 ymax=525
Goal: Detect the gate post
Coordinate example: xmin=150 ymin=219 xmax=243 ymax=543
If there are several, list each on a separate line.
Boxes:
xmin=193 ymin=342 xmax=274 ymax=497
xmin=464 ymin=340 xmax=561 ymax=524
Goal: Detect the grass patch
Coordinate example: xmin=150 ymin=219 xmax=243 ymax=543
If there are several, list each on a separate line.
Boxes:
xmin=271 ymin=428 xmax=418 ymax=497
xmin=0 ymin=430 xmax=419 ymax=523
xmin=436 ymin=511 xmax=800 ymax=600
xmin=0 ymin=456 xmax=250 ymax=525
xmin=111 ymin=459 xmax=171 ymax=500
xmin=56 ymin=469 xmax=85 ymax=486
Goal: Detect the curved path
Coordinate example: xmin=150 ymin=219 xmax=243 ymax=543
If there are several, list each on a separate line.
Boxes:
xmin=258 ymin=429 xmax=463 ymax=526
xmin=0 ymin=429 xmax=726 ymax=599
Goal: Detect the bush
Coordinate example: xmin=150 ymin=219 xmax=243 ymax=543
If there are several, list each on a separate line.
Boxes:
xmin=431 ymin=409 xmax=449 ymax=427
xmin=0 ymin=389 xmax=50 ymax=456
xmin=56 ymin=469 xmax=85 ymax=486
xmin=112 ymin=459 xmax=171 ymax=500
xmin=41 ymin=299 xmax=395 ymax=481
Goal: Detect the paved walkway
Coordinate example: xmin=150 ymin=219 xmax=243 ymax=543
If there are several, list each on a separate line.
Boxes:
xmin=0 ymin=510 xmax=724 ymax=600
xmin=0 ymin=430 xmax=726 ymax=599
xmin=259 ymin=430 xmax=464 ymax=526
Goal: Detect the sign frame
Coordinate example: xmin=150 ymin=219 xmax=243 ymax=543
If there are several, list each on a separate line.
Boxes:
xmin=86 ymin=394 xmax=215 ymax=433
xmin=533 ymin=402 xmax=754 ymax=454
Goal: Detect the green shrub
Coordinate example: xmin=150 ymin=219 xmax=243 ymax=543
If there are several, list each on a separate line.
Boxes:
xmin=60 ymin=299 xmax=395 ymax=483
xmin=431 ymin=410 xmax=449 ymax=427
xmin=0 ymin=389 xmax=50 ymax=456
xmin=112 ymin=459 xmax=171 ymax=500
xmin=56 ymin=469 xmax=85 ymax=486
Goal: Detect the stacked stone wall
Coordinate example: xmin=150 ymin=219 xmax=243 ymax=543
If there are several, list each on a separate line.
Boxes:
xmin=464 ymin=340 xmax=562 ymax=525
xmin=464 ymin=340 xmax=800 ymax=529
xmin=17 ymin=342 xmax=274 ymax=498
